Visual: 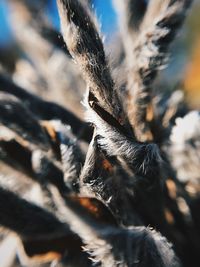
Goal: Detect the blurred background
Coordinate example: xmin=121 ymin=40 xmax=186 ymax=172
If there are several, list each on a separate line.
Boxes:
xmin=0 ymin=2 xmax=200 ymax=266
xmin=0 ymin=0 xmax=118 ymax=42
xmin=0 ymin=0 xmax=200 ymax=109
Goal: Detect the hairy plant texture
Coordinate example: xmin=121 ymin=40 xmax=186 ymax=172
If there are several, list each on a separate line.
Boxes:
xmin=1 ymin=0 xmax=200 ymax=267
xmin=124 ymin=0 xmax=193 ymax=141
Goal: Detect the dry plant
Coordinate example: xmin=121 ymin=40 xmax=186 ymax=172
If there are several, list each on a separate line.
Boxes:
xmin=0 ymin=0 xmax=200 ymax=266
